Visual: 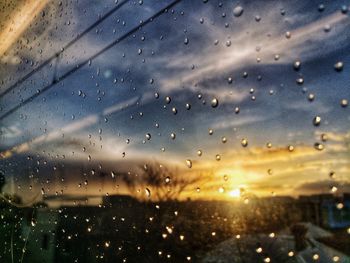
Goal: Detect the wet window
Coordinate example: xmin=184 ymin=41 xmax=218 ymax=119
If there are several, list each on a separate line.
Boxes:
xmin=0 ymin=0 xmax=350 ymax=262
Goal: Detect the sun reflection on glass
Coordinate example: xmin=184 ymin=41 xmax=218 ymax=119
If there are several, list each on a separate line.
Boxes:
xmin=229 ymin=188 xmax=241 ymax=198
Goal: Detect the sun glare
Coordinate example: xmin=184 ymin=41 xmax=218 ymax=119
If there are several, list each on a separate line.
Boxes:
xmin=229 ymin=189 xmax=241 ymax=198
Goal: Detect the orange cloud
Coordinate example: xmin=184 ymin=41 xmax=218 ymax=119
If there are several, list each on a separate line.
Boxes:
xmin=0 ymin=0 xmax=48 ymax=57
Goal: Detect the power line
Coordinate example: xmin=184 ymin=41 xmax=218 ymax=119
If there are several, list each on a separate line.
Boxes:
xmin=0 ymin=0 xmax=130 ymax=98
xmin=0 ymin=0 xmax=182 ymax=121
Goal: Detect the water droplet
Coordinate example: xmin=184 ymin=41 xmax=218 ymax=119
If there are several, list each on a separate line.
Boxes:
xmin=221 ymin=137 xmax=227 ymax=143
xmin=197 ymin=150 xmax=202 ymax=156
xmin=318 ymin=4 xmax=325 ymax=12
xmin=216 ymin=154 xmax=221 ymax=161
xmin=308 ymin=93 xmax=315 ymax=102
xmin=165 ymin=96 xmax=171 ymax=104
xmin=285 ymin=31 xmax=291 ymax=39
xmin=241 ymin=138 xmax=248 ymax=147
xmin=313 ymin=116 xmax=321 ymax=126
xmin=334 ymin=61 xmax=343 ymax=72
xmin=170 ymin=133 xmax=176 ymax=140
xmin=146 ymin=133 xmax=151 ymax=140
xmin=211 ymin=98 xmax=219 ymax=108
xmin=341 ymin=99 xmax=348 ymax=107
xmin=293 ymin=60 xmax=301 ymax=70
xmin=314 ymin=142 xmax=324 ymax=151
xmin=330 ymin=186 xmax=338 ymax=193
xmin=296 ymin=77 xmax=304 ymax=85
xmin=172 ymin=107 xmax=178 ymax=114
xmin=233 ymin=5 xmax=244 ymax=17
xmin=324 ymin=24 xmax=331 ymax=32
xmin=235 ymin=107 xmax=240 ymax=114
xmin=185 ymin=103 xmax=191 ymax=110
xmin=341 ymin=5 xmax=348 ymax=14
xmin=184 ymin=37 xmax=189 ymax=45
xmin=208 ymin=129 xmax=214 ymax=135
xmin=336 ymin=203 xmax=344 ymax=210
xmin=186 ymin=159 xmax=192 ymax=168
xmin=332 ymin=256 xmax=340 ymax=262
xmin=264 ymin=257 xmax=271 ymax=263
xmin=145 ymin=188 xmax=151 ymax=198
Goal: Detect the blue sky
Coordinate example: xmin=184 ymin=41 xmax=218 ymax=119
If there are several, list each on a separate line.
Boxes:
xmin=0 ymin=0 xmax=349 ymax=201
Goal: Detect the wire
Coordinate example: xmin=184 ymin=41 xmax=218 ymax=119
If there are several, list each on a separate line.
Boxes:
xmin=0 ymin=0 xmax=181 ymax=122
xmin=0 ymin=0 xmax=130 ymax=98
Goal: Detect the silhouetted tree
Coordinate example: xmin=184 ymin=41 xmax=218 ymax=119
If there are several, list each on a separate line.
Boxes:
xmin=121 ymin=162 xmax=201 ymax=201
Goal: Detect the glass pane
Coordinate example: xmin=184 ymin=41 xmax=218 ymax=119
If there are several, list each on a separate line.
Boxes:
xmin=1 ymin=0 xmax=349 ymax=262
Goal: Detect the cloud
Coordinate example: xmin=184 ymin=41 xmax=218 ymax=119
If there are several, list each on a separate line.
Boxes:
xmin=295 ymin=180 xmax=350 ymax=194
xmin=0 ymin=0 xmax=48 ymax=58
xmin=179 ymin=139 xmax=350 ymax=197
xmin=314 ymin=131 xmax=350 ymax=143
xmin=156 ymin=9 xmax=350 ymax=94
xmin=285 ymin=99 xmax=331 ymax=114
xmin=0 ymin=124 xmax=22 ymax=138
xmin=0 ymin=97 xmax=139 ymax=159
xmin=212 ymin=114 xmax=268 ymax=130
xmin=197 ymin=86 xmax=249 ymax=105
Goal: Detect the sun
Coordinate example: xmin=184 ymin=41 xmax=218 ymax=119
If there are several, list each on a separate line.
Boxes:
xmin=229 ymin=188 xmax=241 ymax=198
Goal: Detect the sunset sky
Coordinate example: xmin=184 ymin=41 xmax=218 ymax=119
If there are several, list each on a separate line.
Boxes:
xmin=0 ymin=0 xmax=349 ymax=203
